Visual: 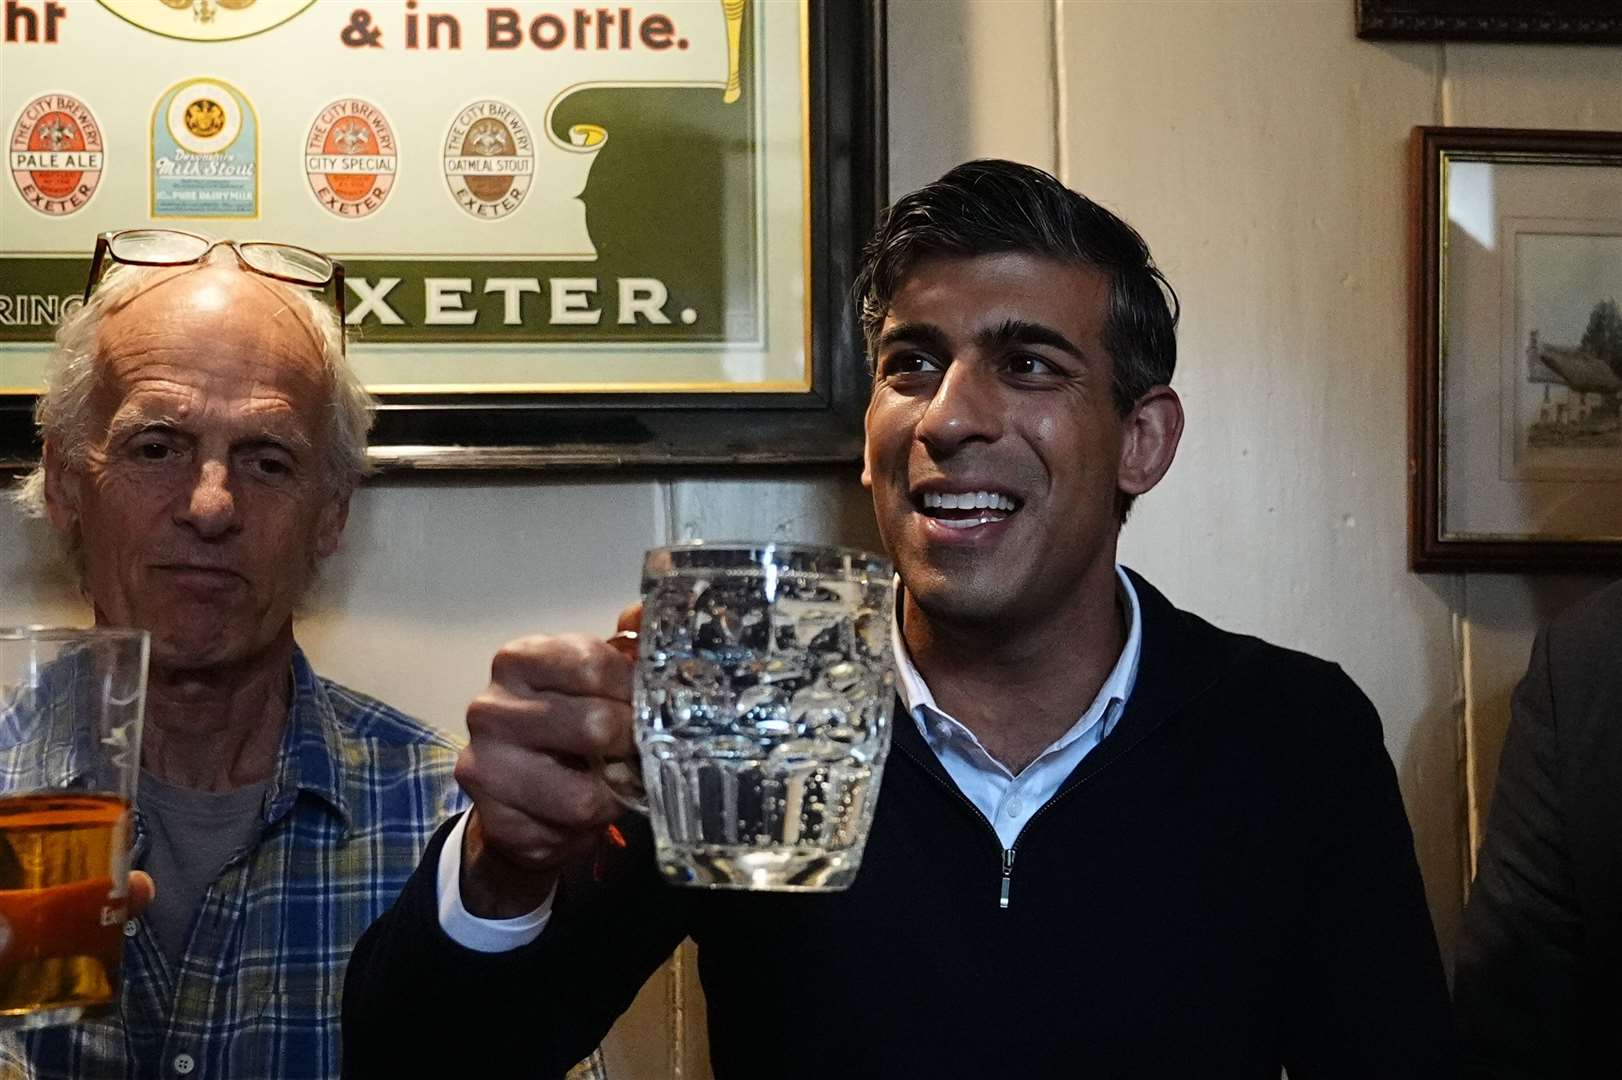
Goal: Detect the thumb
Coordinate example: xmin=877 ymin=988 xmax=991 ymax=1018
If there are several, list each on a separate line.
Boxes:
xmin=615 ymin=602 xmax=642 ymax=635
xmin=127 ymin=871 xmax=155 ymax=919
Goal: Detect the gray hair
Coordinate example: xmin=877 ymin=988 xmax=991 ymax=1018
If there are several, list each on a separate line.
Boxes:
xmin=12 ymin=259 xmax=373 ymax=520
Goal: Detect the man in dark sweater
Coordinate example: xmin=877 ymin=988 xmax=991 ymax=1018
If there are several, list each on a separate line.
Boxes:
xmin=342 ymin=161 xmax=1454 ymax=1077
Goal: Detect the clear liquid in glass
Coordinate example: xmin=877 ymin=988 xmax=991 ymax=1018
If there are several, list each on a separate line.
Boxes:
xmin=636 ymin=558 xmax=894 ymax=890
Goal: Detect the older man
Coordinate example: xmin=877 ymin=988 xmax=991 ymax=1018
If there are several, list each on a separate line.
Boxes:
xmin=343 ymin=162 xmax=1454 ymax=1077
xmin=2 ymin=234 xmax=463 ymax=1078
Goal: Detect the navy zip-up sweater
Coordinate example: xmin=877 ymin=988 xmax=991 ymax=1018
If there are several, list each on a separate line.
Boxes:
xmin=343 ymin=572 xmax=1455 ymax=1078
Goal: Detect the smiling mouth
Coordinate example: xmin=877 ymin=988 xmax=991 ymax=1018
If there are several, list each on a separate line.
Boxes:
xmin=917 ymin=489 xmax=1021 ymax=530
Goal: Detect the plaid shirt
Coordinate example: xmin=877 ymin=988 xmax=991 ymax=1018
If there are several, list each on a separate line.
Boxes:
xmin=1 ymin=648 xmax=465 ymax=1079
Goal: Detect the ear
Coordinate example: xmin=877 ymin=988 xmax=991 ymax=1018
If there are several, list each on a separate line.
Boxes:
xmin=1116 ymin=386 xmax=1184 ymax=499
xmin=313 ymin=491 xmax=351 ymax=560
xmin=41 ymin=441 xmax=81 ymax=538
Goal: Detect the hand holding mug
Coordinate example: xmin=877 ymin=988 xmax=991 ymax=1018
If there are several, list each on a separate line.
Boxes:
xmin=455 ymin=606 xmax=640 ymax=919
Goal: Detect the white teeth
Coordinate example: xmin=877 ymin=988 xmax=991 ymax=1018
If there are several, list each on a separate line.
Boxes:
xmin=920 ymin=490 xmax=1016 ymax=511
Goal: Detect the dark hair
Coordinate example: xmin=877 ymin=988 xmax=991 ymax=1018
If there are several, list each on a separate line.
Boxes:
xmin=853 ymin=159 xmax=1179 ymax=416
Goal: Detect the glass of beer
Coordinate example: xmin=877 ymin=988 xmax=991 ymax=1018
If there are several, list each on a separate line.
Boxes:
xmin=0 ymin=628 xmax=147 ymax=1031
xmin=632 ymin=542 xmax=895 ymax=891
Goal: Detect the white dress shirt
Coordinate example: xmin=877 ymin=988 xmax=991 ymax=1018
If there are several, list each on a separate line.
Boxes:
xmin=892 ymin=566 xmax=1141 ymax=849
xmin=436 ymin=810 xmax=554 ymax=952
xmin=436 ymin=567 xmax=1142 ymax=950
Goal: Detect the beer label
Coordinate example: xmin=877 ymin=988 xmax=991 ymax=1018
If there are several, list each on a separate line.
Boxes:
xmin=9 ymin=93 xmax=104 ymax=217
xmin=96 ymin=0 xmax=317 ymax=43
xmin=305 ymin=98 xmax=398 ymax=219
xmin=151 ymin=77 xmax=258 ymax=219
xmin=442 ymin=100 xmax=533 ymax=220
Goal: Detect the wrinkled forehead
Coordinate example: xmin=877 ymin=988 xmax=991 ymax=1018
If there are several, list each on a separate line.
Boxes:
xmin=89 ymin=264 xmax=330 ymax=428
xmin=100 ymin=262 xmax=326 ymax=356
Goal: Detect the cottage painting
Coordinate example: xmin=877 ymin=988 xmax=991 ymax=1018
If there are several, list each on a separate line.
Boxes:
xmin=1512 ymin=230 xmax=1622 ymax=477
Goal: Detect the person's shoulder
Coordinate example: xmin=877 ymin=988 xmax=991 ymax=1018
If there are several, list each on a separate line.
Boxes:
xmin=318 ymin=676 xmax=464 ymax=758
xmin=317 ymin=677 xmax=467 ymax=818
xmin=1214 ymin=627 xmax=1373 ymax=736
xmin=1196 ymin=620 xmax=1389 ymax=785
xmin=1130 ymin=569 xmax=1364 ymax=705
xmin=1129 ymin=570 xmax=1378 ymax=758
xmin=1543 ymin=578 xmax=1622 ymax=646
xmin=1525 ymin=579 xmax=1622 ymax=728
xmin=1230 ymin=629 xmax=1362 ymax=702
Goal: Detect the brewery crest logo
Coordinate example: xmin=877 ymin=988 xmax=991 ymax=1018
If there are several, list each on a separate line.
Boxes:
xmin=305 ymin=100 xmax=398 ymax=219
xmin=10 ymin=93 xmax=104 ymax=217
xmin=443 ymin=101 xmax=534 ymax=221
xmin=96 ymin=0 xmax=316 ymax=42
xmin=151 ymin=78 xmax=258 ymax=219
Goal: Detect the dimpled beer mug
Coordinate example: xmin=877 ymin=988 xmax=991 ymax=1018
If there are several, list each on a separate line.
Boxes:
xmin=634 ymin=542 xmax=895 ymax=890
xmin=0 ymin=628 xmax=146 ymax=1030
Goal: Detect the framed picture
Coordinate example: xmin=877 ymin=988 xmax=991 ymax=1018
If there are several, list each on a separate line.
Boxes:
xmin=1357 ymin=1 xmax=1622 ymax=43
xmin=1410 ymin=127 xmax=1622 ymax=572
xmin=0 ymin=0 xmax=886 ymax=471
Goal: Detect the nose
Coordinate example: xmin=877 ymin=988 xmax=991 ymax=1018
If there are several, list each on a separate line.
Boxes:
xmin=175 ymin=458 xmax=240 ymax=539
xmin=914 ymin=360 xmax=1005 ymax=456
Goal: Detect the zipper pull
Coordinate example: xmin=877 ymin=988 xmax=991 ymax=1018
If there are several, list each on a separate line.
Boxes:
xmin=999 ymin=848 xmax=1015 ymax=910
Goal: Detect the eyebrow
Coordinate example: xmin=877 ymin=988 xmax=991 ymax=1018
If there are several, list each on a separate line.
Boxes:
xmin=877 ymin=321 xmax=953 ymax=355
xmin=102 ymin=415 xmax=313 ymax=455
xmin=878 ymin=319 xmax=1089 ymax=362
xmin=103 ymin=414 xmax=183 ymax=444
xmin=240 ymin=431 xmax=313 ymax=456
xmin=973 ymin=318 xmax=1088 ymax=361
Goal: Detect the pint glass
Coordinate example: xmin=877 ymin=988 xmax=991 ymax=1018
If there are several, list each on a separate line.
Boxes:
xmin=634 ymin=543 xmax=895 ymax=890
xmin=0 ymin=628 xmax=146 ymax=1030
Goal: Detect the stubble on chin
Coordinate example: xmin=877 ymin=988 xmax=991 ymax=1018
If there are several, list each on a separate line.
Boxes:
xmin=898 ymin=556 xmax=1014 ymax=631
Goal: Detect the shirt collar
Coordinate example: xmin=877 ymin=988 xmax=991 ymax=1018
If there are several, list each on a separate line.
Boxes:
xmin=8 ymin=646 xmax=354 ymax=832
xmin=891 ymin=565 xmax=1143 ymax=755
xmin=261 ymin=646 xmax=353 ymax=833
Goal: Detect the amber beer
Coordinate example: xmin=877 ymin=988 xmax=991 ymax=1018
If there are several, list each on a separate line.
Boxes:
xmin=0 ymin=793 xmax=130 ymax=1021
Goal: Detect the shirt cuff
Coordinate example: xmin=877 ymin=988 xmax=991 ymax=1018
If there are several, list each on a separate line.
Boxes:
xmin=435 ymin=810 xmax=554 ymax=953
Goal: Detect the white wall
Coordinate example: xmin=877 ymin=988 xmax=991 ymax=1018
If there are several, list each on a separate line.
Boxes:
xmin=6 ymin=2 xmax=1621 ymax=1073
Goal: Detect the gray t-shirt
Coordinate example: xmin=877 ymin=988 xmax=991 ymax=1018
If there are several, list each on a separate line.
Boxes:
xmin=135 ymin=771 xmax=268 ymax=967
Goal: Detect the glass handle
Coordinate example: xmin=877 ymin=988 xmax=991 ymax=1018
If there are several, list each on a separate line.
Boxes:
xmin=597 ymin=631 xmax=647 ymax=815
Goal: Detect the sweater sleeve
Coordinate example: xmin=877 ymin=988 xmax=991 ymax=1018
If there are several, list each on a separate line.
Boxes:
xmin=1454 ymin=627 xmax=1583 ymax=1078
xmin=341 ymin=811 xmax=692 ymax=1079
xmin=1277 ymin=667 xmax=1456 ymax=1078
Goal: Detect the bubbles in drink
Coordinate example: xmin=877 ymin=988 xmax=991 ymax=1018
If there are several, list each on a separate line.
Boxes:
xmin=636 ymin=554 xmax=894 ymax=890
xmin=788 ymin=686 xmax=846 ymax=732
xmin=734 ymin=684 xmax=791 ymax=737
